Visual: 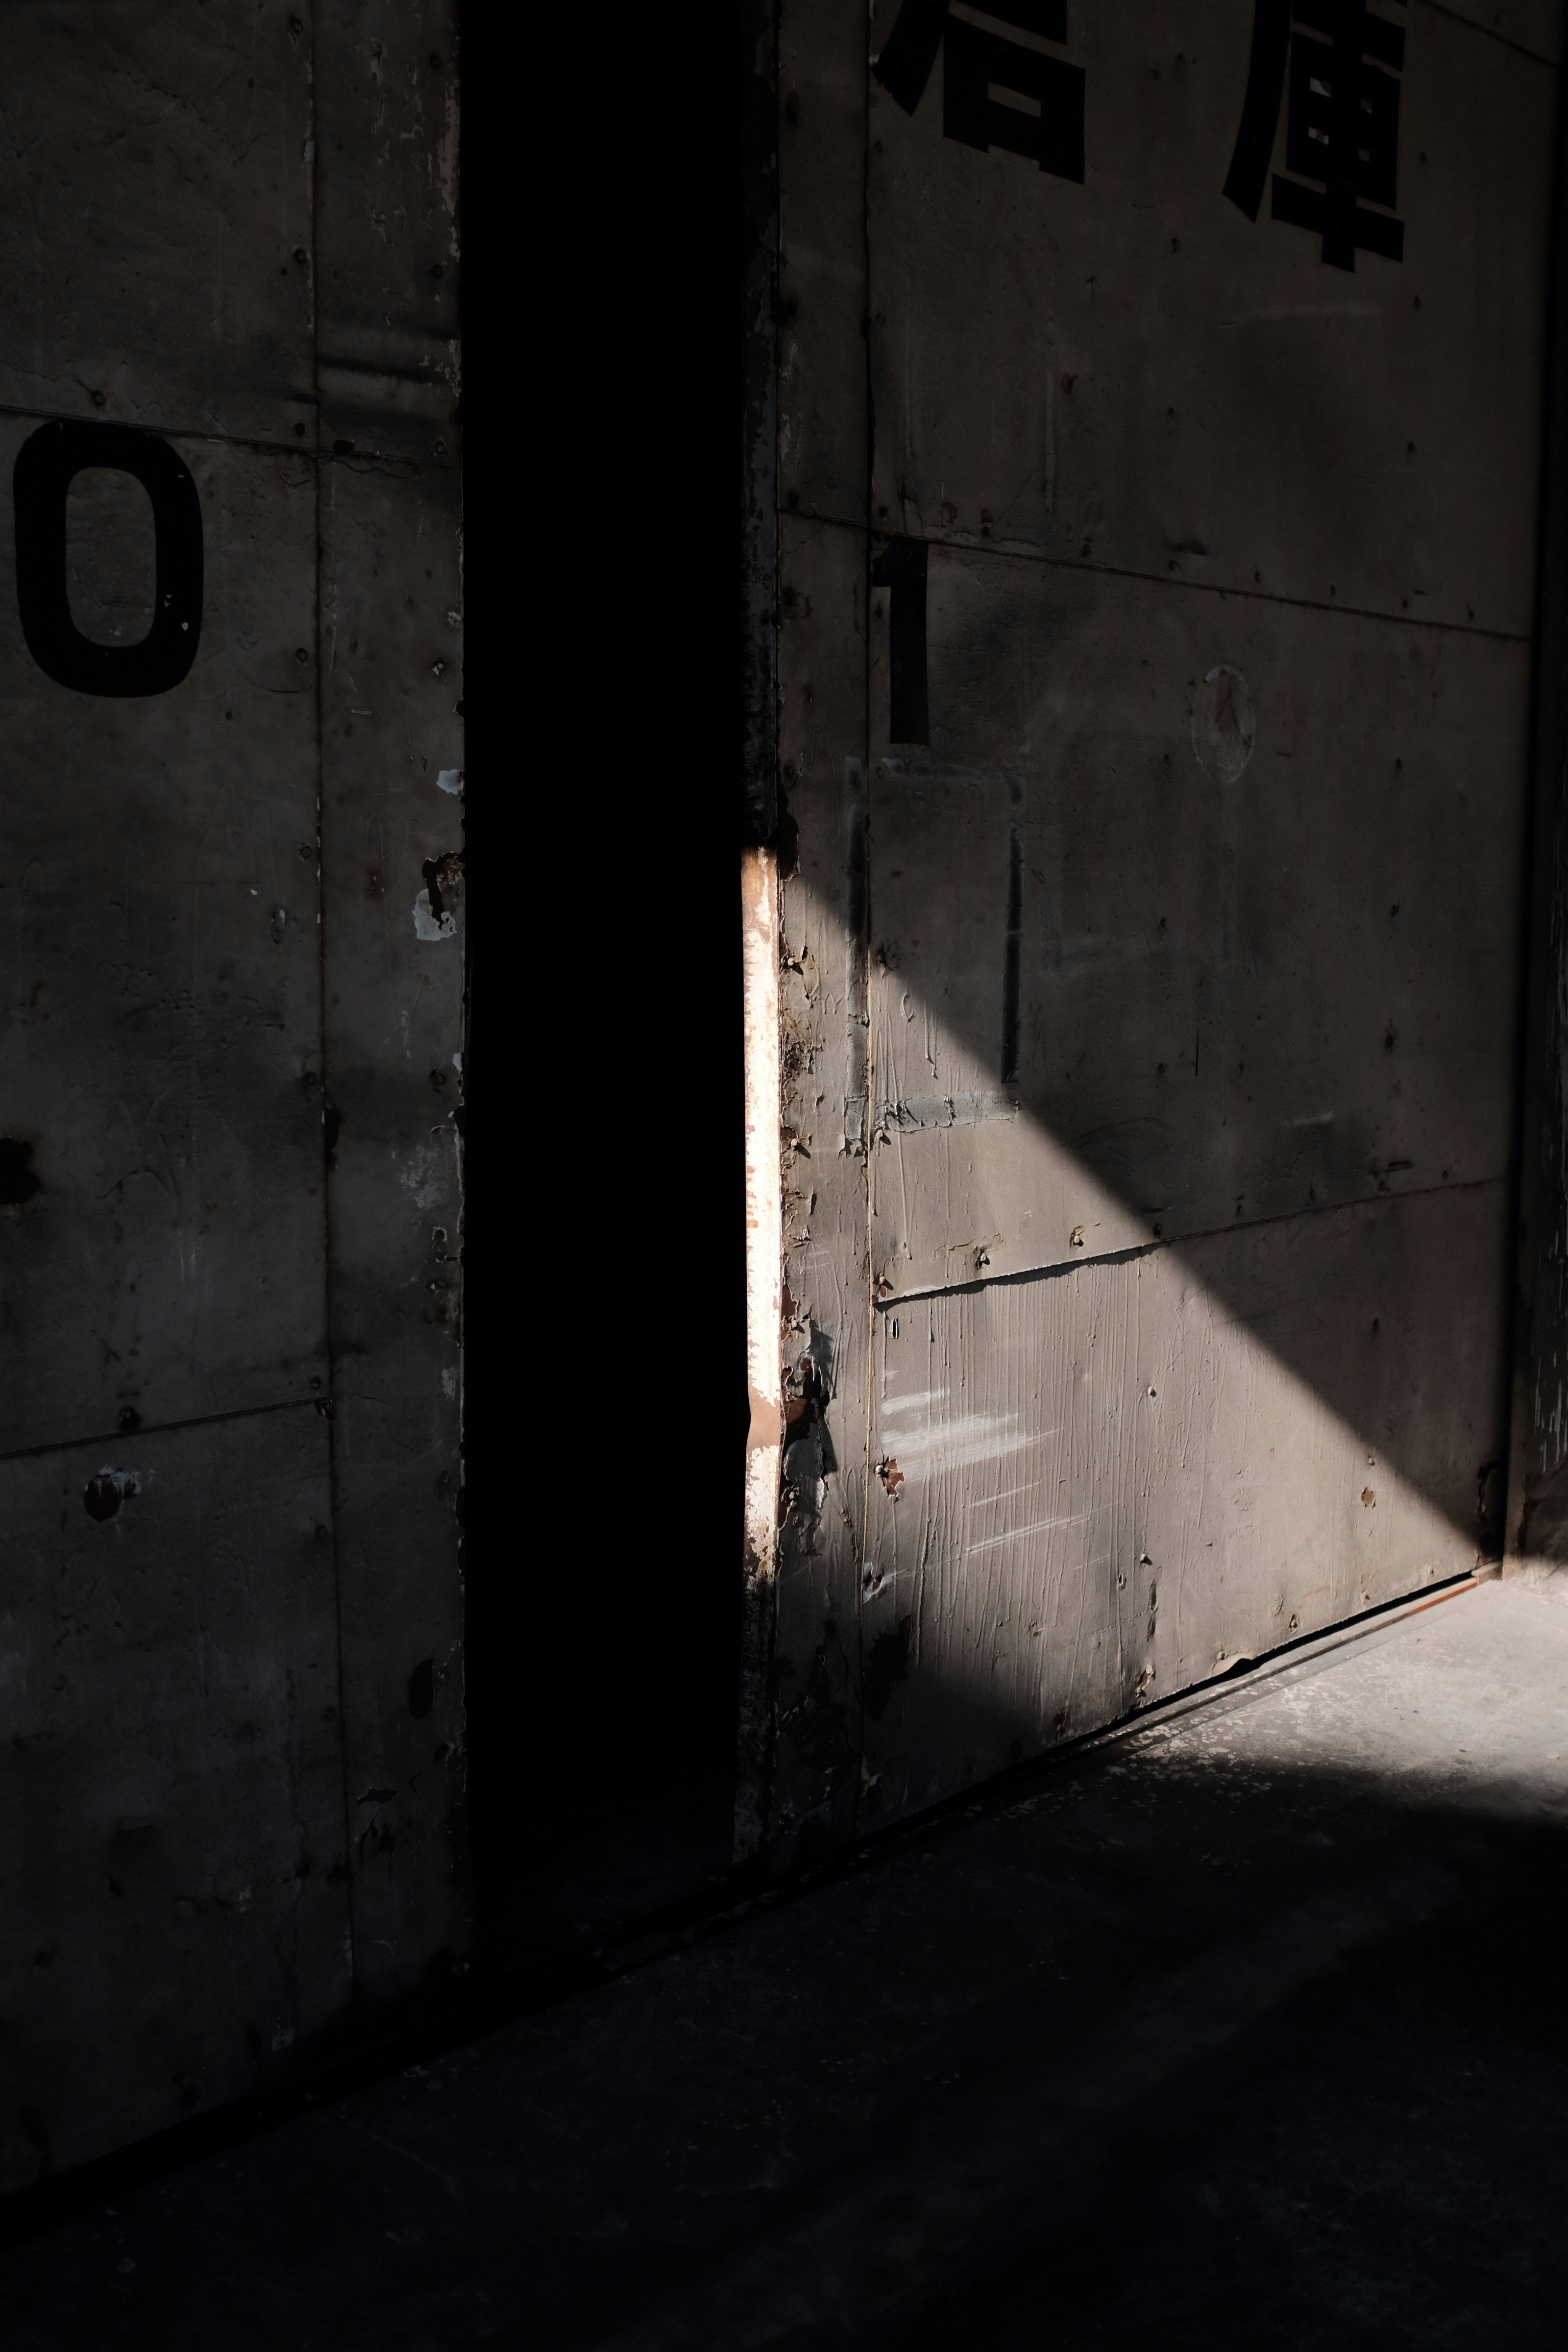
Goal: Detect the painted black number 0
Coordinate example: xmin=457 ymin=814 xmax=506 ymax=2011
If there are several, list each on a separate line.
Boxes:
xmin=13 ymin=420 xmax=203 ymax=697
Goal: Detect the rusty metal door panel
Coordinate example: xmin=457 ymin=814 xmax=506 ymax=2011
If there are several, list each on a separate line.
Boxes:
xmin=0 ymin=0 xmax=461 ymax=2178
xmin=866 ymin=0 xmax=1552 ymax=631
xmin=0 ymin=427 xmax=327 ymax=1448
xmin=749 ymin=0 xmax=1546 ymax=1851
xmin=862 ymin=1182 xmax=1507 ymax=1822
xmin=0 ymin=1407 xmax=346 ymax=2196
xmin=869 ymin=553 xmax=1529 ymax=1298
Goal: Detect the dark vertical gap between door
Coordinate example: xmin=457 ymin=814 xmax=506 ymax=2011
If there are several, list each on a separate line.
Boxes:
xmin=466 ymin=19 xmax=750 ymax=1997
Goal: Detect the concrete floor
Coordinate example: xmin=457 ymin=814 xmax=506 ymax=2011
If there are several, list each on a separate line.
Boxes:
xmin=3 ymin=1573 xmax=1568 ymax=2348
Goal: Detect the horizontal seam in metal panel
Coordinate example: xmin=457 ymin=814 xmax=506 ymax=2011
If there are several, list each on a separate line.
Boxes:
xmin=0 ymin=400 xmax=444 ymax=472
xmin=1414 ymin=0 xmax=1556 ymax=67
xmin=880 ymin=1171 xmax=1506 ymax=1305
xmin=777 ymin=505 xmax=1531 ymax=646
xmin=1075 ymin=1569 xmax=1501 ymax=1753
xmin=0 ymin=1394 xmax=326 ymax=1467
xmin=865 ymin=1572 xmax=1501 ymax=1826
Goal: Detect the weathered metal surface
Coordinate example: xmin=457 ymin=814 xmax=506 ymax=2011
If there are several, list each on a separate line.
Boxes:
xmin=743 ymin=0 xmax=781 ymax=850
xmin=0 ymin=0 xmax=461 ymax=2180
xmin=746 ymin=0 xmax=1549 ymax=1851
xmin=765 ymin=514 xmax=873 ymax=1860
xmin=0 ymin=1408 xmax=345 ymax=2197
xmin=868 ymin=553 xmax=1529 ymax=1296
xmin=864 ymin=0 xmax=1552 ymax=631
xmin=314 ymin=6 xmax=459 ymax=471
xmin=862 ymin=1183 xmax=1507 ymax=1821
xmin=317 ymin=451 xmax=465 ymax=2005
xmin=741 ymin=0 xmax=875 ymax=1861
xmin=0 ymin=425 xmax=327 ymax=1449
xmin=0 ymin=3 xmax=316 ymax=443
xmin=778 ymin=0 xmax=872 ymax=531
xmin=1437 ymin=0 xmax=1558 ymax=60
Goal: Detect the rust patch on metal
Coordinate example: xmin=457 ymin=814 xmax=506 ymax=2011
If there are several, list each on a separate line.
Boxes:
xmin=421 ymin=851 xmax=463 ymax=922
xmin=83 ymin=1468 xmax=140 ymax=1523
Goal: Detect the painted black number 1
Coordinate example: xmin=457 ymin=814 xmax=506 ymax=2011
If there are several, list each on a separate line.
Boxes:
xmin=871 ymin=536 xmax=929 ymax=746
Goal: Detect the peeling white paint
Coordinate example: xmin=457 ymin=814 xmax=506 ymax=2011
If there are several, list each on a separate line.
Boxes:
xmin=881 ymin=1091 xmax=1018 ymax=1133
xmin=966 ymin=1509 xmax=1092 ymax=1559
xmin=436 ymin=767 xmax=463 ymax=795
xmin=876 ymin=1407 xmax=1041 ymax=1477
xmin=398 ymin=1142 xmax=451 ymax=1212
xmin=1192 ymin=664 xmax=1256 ymax=785
xmin=414 ymin=891 xmax=455 ymax=942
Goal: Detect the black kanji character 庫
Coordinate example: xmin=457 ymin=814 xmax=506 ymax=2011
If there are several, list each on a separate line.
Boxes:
xmin=873 ymin=0 xmax=1084 ymax=183
xmin=1224 ymin=0 xmax=1406 ymax=271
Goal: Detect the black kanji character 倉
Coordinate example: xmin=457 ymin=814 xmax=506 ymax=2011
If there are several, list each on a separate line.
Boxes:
xmin=1224 ymin=0 xmax=1406 ymax=270
xmin=873 ymin=0 xmax=1084 ymax=184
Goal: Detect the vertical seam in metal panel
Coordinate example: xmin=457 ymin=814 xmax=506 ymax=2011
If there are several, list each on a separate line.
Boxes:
xmin=451 ymin=0 xmax=468 ymax=1941
xmin=741 ymin=0 xmax=780 ymax=853
xmin=1505 ymin=44 xmax=1568 ymax=1573
xmin=855 ymin=3 xmax=876 ymax=1840
xmin=305 ymin=11 xmax=355 ymax=1984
